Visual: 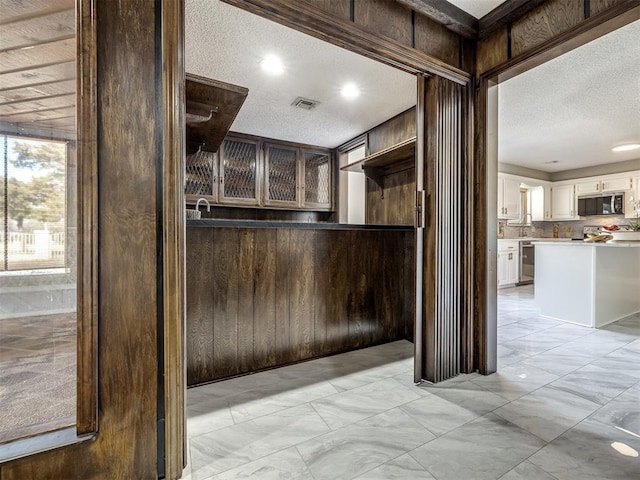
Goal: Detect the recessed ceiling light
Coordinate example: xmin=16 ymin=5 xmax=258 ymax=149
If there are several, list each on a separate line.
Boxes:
xmin=612 ymin=143 xmax=640 ymax=152
xmin=260 ymin=55 xmax=284 ymax=75
xmin=341 ymin=83 xmax=360 ymax=99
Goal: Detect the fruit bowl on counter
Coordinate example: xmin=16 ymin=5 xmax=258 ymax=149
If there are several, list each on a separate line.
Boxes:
xmin=602 ymin=225 xmax=640 ymax=242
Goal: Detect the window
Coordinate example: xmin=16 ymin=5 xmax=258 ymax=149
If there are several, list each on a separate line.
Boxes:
xmin=1 ymin=136 xmax=70 ymax=273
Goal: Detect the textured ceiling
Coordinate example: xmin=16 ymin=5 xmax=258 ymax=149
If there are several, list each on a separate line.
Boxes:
xmin=185 ymin=0 xmax=416 ymax=149
xmin=498 ymin=19 xmax=640 ymax=172
xmin=447 ymin=0 xmax=507 ymax=19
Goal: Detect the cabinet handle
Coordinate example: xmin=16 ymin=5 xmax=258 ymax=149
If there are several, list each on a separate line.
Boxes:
xmin=508 ymin=253 xmax=512 ymax=260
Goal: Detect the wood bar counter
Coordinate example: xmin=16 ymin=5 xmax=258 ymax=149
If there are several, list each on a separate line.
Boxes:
xmin=186 ymin=220 xmax=414 ymax=386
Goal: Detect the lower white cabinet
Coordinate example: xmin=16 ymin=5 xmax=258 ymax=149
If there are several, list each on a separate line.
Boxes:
xmin=498 ymin=240 xmax=519 ymax=287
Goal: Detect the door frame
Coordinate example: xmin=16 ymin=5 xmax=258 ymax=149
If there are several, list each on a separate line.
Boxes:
xmin=475 ymin=4 xmax=640 ymax=374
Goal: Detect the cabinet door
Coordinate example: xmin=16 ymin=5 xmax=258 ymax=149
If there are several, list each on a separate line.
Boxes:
xmin=185 ymin=149 xmax=217 ymax=204
xmin=601 ymin=176 xmax=633 ymax=193
xmin=551 ymin=184 xmax=575 ymax=219
xmin=626 ymin=177 xmax=639 ymax=219
xmin=507 ymin=252 xmax=519 ymax=285
xmin=302 ymin=149 xmax=331 ymax=209
xmin=575 ymin=180 xmax=601 ymax=196
xmin=264 ymin=144 xmax=299 ymax=207
xmin=219 ymin=137 xmax=260 ymax=206
xmin=502 ymin=178 xmax=521 ymax=219
xmin=497 ymin=177 xmax=505 ymax=217
xmin=543 ymin=186 xmax=553 ymax=220
xmin=497 ymin=252 xmax=508 ymax=286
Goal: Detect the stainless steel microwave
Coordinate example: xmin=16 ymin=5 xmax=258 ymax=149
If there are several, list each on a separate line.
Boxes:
xmin=577 ymin=193 xmax=624 ymax=216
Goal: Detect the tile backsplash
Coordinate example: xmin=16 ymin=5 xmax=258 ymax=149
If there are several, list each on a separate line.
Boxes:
xmin=499 ymin=214 xmax=629 ymax=239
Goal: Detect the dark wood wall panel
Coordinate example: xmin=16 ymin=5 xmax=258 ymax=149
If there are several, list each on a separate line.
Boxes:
xmin=315 ymin=230 xmax=350 ymax=353
xmin=303 ymin=0 xmax=350 ymax=20
xmin=368 ymin=108 xmax=416 ymax=155
xmin=289 ymin=230 xmax=316 ymax=359
xmin=237 ymin=229 xmax=255 ymax=373
xmin=511 ymin=0 xmax=583 ymax=57
xmin=275 ymin=229 xmax=292 ymax=364
xmin=591 ymin=0 xmax=620 ymax=16
xmin=212 ymin=229 xmax=240 ymax=379
xmin=186 ymin=228 xmax=215 ymax=385
xmin=354 ymin=0 xmax=413 ymax=47
xmin=186 ymin=226 xmax=413 ymax=385
xmin=253 ymin=229 xmax=277 ymax=370
xmin=414 ymin=14 xmax=460 ymax=67
xmin=366 ymin=168 xmax=415 ymax=225
xmin=476 ymin=25 xmax=508 ymax=75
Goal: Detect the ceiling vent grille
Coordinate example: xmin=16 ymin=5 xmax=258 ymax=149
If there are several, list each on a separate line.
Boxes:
xmin=291 ymin=96 xmax=321 ymax=110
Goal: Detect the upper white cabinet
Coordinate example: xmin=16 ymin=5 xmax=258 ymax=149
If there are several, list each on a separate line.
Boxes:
xmin=551 ymin=184 xmax=576 ymax=220
xmin=531 ymin=184 xmax=552 ymax=221
xmin=575 ymin=176 xmax=633 ymax=195
xmin=498 ymin=175 xmax=521 ymax=219
xmin=626 ymin=176 xmax=639 ymax=219
xmin=601 ymin=176 xmax=633 ymax=193
xmin=575 ymin=180 xmax=601 ymax=196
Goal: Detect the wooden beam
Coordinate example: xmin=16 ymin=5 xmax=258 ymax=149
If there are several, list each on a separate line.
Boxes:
xmin=0 ymin=103 xmax=75 ymax=118
xmin=395 ymin=0 xmax=478 ymax=39
xmin=222 ymin=0 xmax=471 ymax=84
xmin=0 ymin=77 xmax=75 ymax=93
xmin=0 ymin=59 xmax=74 ymax=76
xmin=0 ymin=91 xmax=75 ymax=107
xmin=0 ymin=5 xmax=74 ymax=27
xmin=478 ymin=0 xmax=548 ymax=39
xmin=0 ymin=34 xmax=76 ymax=55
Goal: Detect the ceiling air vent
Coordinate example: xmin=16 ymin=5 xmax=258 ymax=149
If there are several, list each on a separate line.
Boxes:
xmin=291 ymin=97 xmax=320 ymax=111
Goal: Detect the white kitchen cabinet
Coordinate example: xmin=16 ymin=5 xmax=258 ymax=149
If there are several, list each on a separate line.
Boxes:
xmin=574 ymin=176 xmax=633 ymax=196
xmin=498 ymin=176 xmax=521 ymax=219
xmin=531 ymin=184 xmax=553 ymax=221
xmin=497 ymin=240 xmax=519 ymax=287
xmin=626 ymin=176 xmax=640 ymax=220
xmin=601 ymin=176 xmax=633 ymax=193
xmin=575 ymin=180 xmax=601 ymax=195
xmin=551 ymin=184 xmax=576 ymax=219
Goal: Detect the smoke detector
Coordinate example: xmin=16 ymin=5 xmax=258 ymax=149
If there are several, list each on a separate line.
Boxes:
xmin=291 ymin=97 xmax=320 ymax=111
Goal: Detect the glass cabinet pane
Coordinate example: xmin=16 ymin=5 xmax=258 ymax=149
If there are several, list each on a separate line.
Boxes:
xmin=266 ymin=146 xmax=298 ymax=204
xmin=221 ymin=139 xmax=258 ymax=201
xmin=185 ymin=149 xmax=215 ymax=197
xmin=304 ymin=151 xmax=330 ymax=205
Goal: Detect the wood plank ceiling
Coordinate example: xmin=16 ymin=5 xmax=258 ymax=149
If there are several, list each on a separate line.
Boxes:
xmin=0 ymin=0 xmax=76 ymax=137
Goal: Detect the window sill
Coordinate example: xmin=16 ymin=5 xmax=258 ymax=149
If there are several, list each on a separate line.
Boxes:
xmin=0 ymin=428 xmax=95 ymax=464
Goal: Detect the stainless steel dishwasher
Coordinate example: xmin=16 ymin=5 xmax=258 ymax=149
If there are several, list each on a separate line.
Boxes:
xmin=517 ymin=240 xmax=534 ymax=285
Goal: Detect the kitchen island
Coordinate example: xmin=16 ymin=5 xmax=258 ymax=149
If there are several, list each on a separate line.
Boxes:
xmin=535 ymin=241 xmax=640 ymax=327
xmin=186 ymin=220 xmax=414 ymax=385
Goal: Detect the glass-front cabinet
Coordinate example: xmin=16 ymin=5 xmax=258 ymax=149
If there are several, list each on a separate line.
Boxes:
xmin=185 ymin=134 xmax=332 ymax=211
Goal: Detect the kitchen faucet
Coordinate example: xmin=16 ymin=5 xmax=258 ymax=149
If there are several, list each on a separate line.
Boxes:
xmin=196 ymin=197 xmax=211 ymax=214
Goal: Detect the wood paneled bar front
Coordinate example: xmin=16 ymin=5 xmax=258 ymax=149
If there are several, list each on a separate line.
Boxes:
xmin=186 ymin=221 xmax=414 ymax=385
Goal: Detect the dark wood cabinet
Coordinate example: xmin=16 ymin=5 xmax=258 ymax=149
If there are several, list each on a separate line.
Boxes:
xmin=186 ymin=134 xmax=333 ymax=211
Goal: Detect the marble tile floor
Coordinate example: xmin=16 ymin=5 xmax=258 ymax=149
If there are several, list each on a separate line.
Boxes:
xmin=0 ymin=313 xmax=76 ymax=444
xmin=185 ymin=286 xmax=640 ymax=480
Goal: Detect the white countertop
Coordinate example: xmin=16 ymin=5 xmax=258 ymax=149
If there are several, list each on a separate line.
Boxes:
xmin=533 ymin=241 xmax=640 ymax=247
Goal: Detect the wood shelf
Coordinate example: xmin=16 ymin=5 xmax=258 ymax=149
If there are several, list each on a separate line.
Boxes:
xmin=186 ymin=73 xmax=248 ymax=154
xmin=341 ymin=137 xmax=415 ymax=191
xmin=341 ymin=137 xmax=416 ymax=173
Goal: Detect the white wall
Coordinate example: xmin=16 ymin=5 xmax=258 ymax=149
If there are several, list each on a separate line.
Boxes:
xmin=347 ymin=145 xmax=366 ymax=224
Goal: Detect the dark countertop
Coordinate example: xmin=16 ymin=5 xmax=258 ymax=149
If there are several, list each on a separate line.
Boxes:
xmin=186 ymin=219 xmax=413 ymax=231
